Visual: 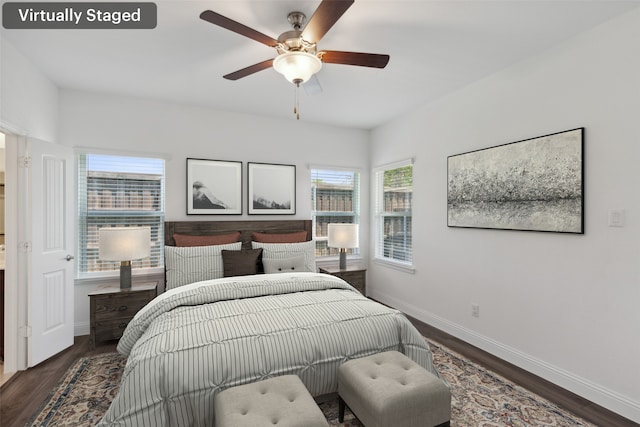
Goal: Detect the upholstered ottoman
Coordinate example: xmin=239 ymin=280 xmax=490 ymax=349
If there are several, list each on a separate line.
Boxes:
xmin=214 ymin=374 xmax=329 ymax=427
xmin=338 ymin=351 xmax=451 ymax=427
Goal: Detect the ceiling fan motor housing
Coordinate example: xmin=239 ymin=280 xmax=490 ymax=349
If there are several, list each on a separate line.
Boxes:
xmin=277 ymin=12 xmax=317 ymax=56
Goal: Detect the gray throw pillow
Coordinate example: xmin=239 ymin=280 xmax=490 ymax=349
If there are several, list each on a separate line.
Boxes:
xmin=251 ymin=240 xmax=316 ymax=272
xmin=263 ymin=255 xmax=307 ymax=274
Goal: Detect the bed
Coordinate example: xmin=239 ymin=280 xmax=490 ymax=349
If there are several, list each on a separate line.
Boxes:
xmin=97 ymin=220 xmax=442 ymax=427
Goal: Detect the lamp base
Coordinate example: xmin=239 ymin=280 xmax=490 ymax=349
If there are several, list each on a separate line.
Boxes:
xmin=120 ymin=261 xmax=132 ymax=289
xmin=339 ymin=249 xmax=347 ymax=270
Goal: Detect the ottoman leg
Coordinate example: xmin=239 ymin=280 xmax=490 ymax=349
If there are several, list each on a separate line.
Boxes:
xmin=338 ymin=396 xmax=346 ymax=422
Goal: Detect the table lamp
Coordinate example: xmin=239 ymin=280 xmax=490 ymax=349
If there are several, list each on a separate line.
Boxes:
xmin=99 ymin=226 xmax=150 ymax=289
xmin=328 ymin=223 xmax=359 ymax=270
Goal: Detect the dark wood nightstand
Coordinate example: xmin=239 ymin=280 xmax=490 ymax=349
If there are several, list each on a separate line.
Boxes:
xmin=319 ymin=265 xmax=366 ymax=295
xmin=89 ymin=282 xmax=158 ymax=349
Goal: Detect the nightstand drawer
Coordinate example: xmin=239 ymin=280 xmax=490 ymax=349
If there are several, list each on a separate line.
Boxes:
xmin=94 ymin=318 xmax=131 ymax=342
xmin=93 ymin=292 xmax=154 ymax=321
xmin=334 ymin=271 xmax=364 ymax=289
xmin=319 ymin=266 xmax=366 ymax=295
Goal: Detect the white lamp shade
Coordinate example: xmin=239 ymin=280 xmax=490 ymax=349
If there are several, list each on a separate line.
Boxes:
xmin=273 ymin=51 xmax=322 ymax=83
xmin=99 ymin=227 xmax=151 ymax=261
xmin=328 ymin=224 xmax=359 ymax=249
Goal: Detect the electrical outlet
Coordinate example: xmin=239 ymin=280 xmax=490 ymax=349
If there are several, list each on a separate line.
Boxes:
xmin=608 ymin=209 xmax=625 ymax=227
xmin=471 ymin=304 xmax=480 ymax=318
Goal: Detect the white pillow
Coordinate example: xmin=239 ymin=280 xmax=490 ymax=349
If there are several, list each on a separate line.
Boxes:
xmin=165 ymin=242 xmax=242 ymax=289
xmin=263 ymin=255 xmax=307 ymax=274
xmin=252 ymin=240 xmax=316 ymax=273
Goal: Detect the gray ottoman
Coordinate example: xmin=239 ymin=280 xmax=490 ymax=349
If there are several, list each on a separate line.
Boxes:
xmin=338 ymin=351 xmax=451 ymax=427
xmin=214 ymin=374 xmax=328 ymax=427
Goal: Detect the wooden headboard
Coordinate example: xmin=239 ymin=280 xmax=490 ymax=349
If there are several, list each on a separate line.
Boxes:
xmin=165 ymin=220 xmax=313 ymax=249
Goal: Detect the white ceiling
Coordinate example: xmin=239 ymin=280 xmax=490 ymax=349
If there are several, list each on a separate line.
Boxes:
xmin=3 ymin=1 xmax=638 ymax=129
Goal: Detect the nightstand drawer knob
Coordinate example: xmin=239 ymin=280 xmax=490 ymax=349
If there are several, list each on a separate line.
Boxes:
xmin=118 ymin=305 xmax=128 ymax=311
xmin=119 ymin=322 xmax=128 ymax=329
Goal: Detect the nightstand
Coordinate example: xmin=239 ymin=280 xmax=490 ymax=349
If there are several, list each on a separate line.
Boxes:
xmin=89 ymin=282 xmax=158 ymax=349
xmin=319 ymin=265 xmax=366 ymax=295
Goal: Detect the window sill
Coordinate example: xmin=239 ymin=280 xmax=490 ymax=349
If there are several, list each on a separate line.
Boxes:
xmin=75 ymin=267 xmax=164 ymax=285
xmin=372 ymin=257 xmax=415 ymax=274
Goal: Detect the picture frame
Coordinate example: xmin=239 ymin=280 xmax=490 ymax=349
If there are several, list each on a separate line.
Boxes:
xmin=247 ymin=162 xmax=296 ymax=215
xmin=186 ymin=158 xmax=242 ymax=215
xmin=447 ymin=128 xmax=584 ymax=233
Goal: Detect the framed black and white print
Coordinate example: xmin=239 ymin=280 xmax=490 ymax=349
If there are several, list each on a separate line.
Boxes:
xmin=187 ymin=158 xmax=242 ymax=215
xmin=447 ymin=128 xmax=584 ymax=233
xmin=248 ymin=162 xmax=296 ymax=215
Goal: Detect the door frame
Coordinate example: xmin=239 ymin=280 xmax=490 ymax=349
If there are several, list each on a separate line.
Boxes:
xmin=1 ymin=127 xmax=27 ymax=373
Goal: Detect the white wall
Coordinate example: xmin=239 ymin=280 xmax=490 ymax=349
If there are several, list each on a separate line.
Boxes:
xmin=58 ymin=89 xmax=371 ymax=335
xmin=0 ymin=37 xmax=59 ymax=141
xmin=369 ymin=8 xmax=640 ymax=422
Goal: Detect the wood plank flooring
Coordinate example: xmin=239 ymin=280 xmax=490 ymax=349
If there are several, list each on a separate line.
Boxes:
xmin=1 ymin=320 xmax=636 ymax=427
xmin=407 ymin=316 xmax=637 ymax=427
xmin=0 ymin=336 xmax=117 ymax=426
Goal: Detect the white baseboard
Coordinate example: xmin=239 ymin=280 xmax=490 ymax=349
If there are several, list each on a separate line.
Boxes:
xmin=369 ymin=289 xmax=640 ymax=424
xmin=74 ymin=322 xmax=90 ymax=337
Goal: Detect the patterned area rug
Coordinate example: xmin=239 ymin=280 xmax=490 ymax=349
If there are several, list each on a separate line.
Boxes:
xmin=28 ymin=341 xmax=596 ymax=426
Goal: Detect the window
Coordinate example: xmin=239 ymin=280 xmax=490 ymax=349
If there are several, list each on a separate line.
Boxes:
xmin=77 ymin=153 xmax=165 ymax=277
xmin=374 ymin=159 xmax=413 ymax=266
xmin=311 ymin=168 xmax=360 ymax=258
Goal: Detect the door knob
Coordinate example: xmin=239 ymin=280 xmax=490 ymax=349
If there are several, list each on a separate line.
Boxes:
xmin=65 ymin=254 xmax=75 ymax=261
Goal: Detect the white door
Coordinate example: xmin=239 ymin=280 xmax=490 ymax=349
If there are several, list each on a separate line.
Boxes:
xmin=28 ymin=139 xmax=75 ymax=367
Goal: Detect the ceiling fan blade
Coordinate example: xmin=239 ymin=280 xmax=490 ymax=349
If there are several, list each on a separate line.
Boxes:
xmin=200 ymin=10 xmax=279 ymax=47
xmin=303 ymin=74 xmax=323 ymax=95
xmin=319 ymin=50 xmax=390 ymax=68
xmin=301 ymin=0 xmax=354 ymax=43
xmin=223 ymin=59 xmax=274 ymax=80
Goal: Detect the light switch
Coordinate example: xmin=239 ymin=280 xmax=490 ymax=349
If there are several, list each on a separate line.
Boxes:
xmin=608 ymin=209 xmax=625 ymax=227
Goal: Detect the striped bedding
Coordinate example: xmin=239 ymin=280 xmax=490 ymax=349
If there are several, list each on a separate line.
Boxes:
xmin=97 ymin=272 xmax=441 ymax=427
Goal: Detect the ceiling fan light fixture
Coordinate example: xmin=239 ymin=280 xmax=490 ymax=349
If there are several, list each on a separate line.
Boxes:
xmin=273 ymin=51 xmax=322 ymax=84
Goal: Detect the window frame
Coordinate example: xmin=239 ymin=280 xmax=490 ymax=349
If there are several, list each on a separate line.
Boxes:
xmin=310 ymin=165 xmax=361 ymax=260
xmin=373 ymin=158 xmax=415 ymax=273
xmin=76 ymin=151 xmax=166 ymax=280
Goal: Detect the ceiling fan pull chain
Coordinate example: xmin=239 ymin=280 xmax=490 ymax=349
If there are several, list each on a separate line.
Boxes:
xmin=293 ymin=84 xmax=297 ymax=117
xmin=294 ymin=79 xmax=301 ymax=120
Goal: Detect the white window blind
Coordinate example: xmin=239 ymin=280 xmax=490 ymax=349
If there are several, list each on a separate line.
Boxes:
xmin=77 ymin=153 xmax=165 ymax=277
xmin=374 ymin=159 xmax=413 ymax=265
xmin=311 ymin=168 xmax=360 ymax=257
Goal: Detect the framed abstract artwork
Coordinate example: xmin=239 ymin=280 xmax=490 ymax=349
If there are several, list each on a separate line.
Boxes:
xmin=447 ymin=128 xmax=584 ymax=233
xmin=247 ymin=162 xmax=296 ymax=215
xmin=186 ymin=158 xmax=242 ymax=215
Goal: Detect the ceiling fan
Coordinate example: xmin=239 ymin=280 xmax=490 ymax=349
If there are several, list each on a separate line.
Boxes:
xmin=200 ymin=0 xmax=390 ymax=118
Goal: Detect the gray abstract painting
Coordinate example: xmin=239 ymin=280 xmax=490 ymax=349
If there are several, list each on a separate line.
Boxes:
xmin=447 ymin=128 xmax=584 ymax=233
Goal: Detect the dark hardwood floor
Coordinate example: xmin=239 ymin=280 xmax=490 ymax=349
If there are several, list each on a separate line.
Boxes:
xmin=0 ymin=336 xmax=117 ymax=427
xmin=1 ymin=322 xmax=636 ymax=427
xmin=408 ymin=316 xmax=637 ymax=427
